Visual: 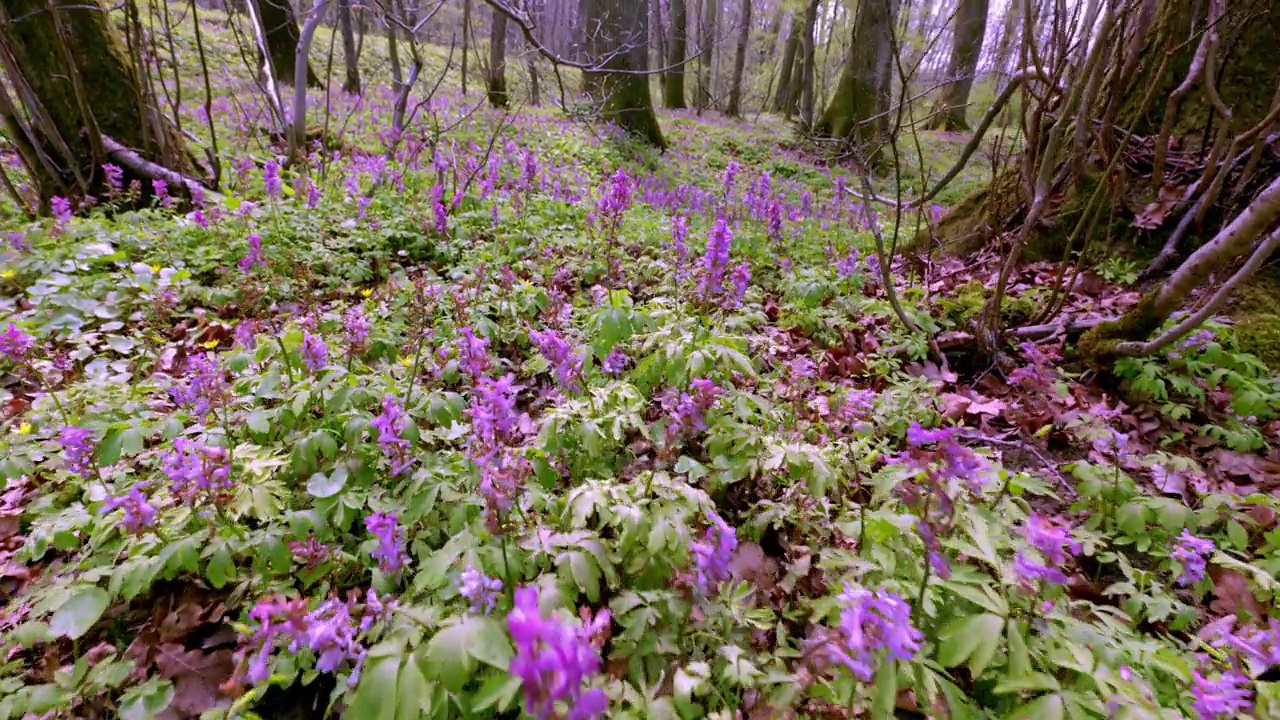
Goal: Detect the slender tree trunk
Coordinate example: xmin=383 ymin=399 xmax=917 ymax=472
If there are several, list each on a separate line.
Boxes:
xmin=584 ymin=0 xmax=667 ymax=146
xmin=772 ymin=11 xmax=800 ymax=111
xmin=928 ymin=0 xmax=990 ymax=130
xmin=461 ymin=0 xmax=472 ymax=94
xmin=253 ymin=0 xmax=320 ymax=87
xmin=727 ymin=0 xmax=752 ymax=116
xmin=813 ymin=0 xmax=898 ymax=141
xmin=338 ymin=0 xmax=360 ymax=93
xmin=654 ymin=0 xmax=668 ymax=97
xmin=487 ymin=9 xmax=509 ymax=106
xmin=695 ymin=0 xmax=718 ymax=111
xmin=0 ymin=0 xmax=199 ymax=207
xmin=797 ymin=0 xmax=819 ymax=125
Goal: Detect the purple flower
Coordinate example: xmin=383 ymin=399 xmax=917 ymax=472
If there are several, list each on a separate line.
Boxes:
xmin=103 ymin=485 xmax=156 ymax=534
xmin=162 ymin=438 xmax=231 ymax=503
xmin=169 ymin=352 xmax=228 ymax=416
xmin=836 ymin=248 xmax=861 ymax=279
xmin=51 ymin=196 xmax=72 ymax=228
xmin=1171 ymin=529 xmax=1215 ymax=586
xmin=365 ymin=511 xmax=409 ymax=576
xmin=152 ymin=179 xmax=171 ymax=208
xmin=234 ymin=320 xmax=259 ymax=349
xmin=602 ymin=348 xmax=628 ymax=375
xmin=289 ymin=535 xmax=332 ymax=569
xmin=1191 ymin=668 xmax=1252 ymax=719
xmin=102 ymin=163 xmax=124 ymax=194
xmin=371 ymin=394 xmax=413 ymax=475
xmin=477 ymin=448 xmax=529 ymax=532
xmin=344 ymin=307 xmax=370 ymax=353
xmin=816 ymin=584 xmax=923 ymax=682
xmin=506 ymin=585 xmax=610 ymax=720
xmin=263 ymin=159 xmax=282 ymax=200
xmin=727 ymin=263 xmax=751 ymax=307
xmin=457 ymin=326 xmax=491 ymax=382
xmin=595 ymin=168 xmax=632 ymax=229
xmin=1013 ymin=514 xmax=1080 ymax=587
xmin=721 ymin=162 xmax=740 ymax=195
xmin=901 ymin=421 xmax=987 ymax=492
xmin=0 ymin=324 xmax=33 ymax=359
xmin=689 ymin=510 xmax=737 ymax=595
xmin=530 ymin=328 xmax=583 ymax=391
xmin=238 ymin=233 xmax=265 ymax=273
xmin=306 ymin=179 xmax=321 ymax=208
xmin=459 ymin=565 xmax=503 ymax=615
xmin=59 ymin=426 xmax=96 ymax=478
xmin=663 ymin=378 xmax=723 ymax=440
xmin=242 ymin=593 xmax=374 ymax=685
xmin=470 ymin=374 xmax=523 ymax=453
xmin=190 ymin=209 xmax=209 ymax=228
xmin=301 ymin=331 xmax=327 ymax=372
xmin=431 ymin=185 xmax=448 ymax=236
xmin=699 ymin=214 xmax=732 ymax=300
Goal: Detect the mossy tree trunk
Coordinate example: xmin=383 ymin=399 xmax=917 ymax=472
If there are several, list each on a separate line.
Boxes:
xmin=253 ymin=0 xmax=321 ymax=88
xmin=487 ymin=9 xmax=509 ymax=107
xmin=927 ymin=0 xmax=989 ymax=131
xmin=694 ymin=0 xmax=717 ymax=111
xmin=0 ymin=0 xmax=199 ymax=207
xmin=583 ymin=0 xmax=667 ymax=147
xmin=770 ymin=11 xmax=800 ymax=112
xmin=796 ymin=0 xmax=819 ymax=125
xmin=813 ymin=0 xmax=898 ymax=141
xmin=726 ymin=0 xmax=751 ymax=116
xmin=338 ymin=0 xmax=361 ymax=93
xmin=664 ymin=0 xmax=689 ymax=108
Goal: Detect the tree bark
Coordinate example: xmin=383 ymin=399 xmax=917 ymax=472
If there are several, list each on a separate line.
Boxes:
xmin=814 ymin=0 xmax=898 ymax=140
xmin=526 ymin=41 xmax=541 ymax=105
xmin=338 ymin=0 xmax=361 ymax=93
xmin=726 ymin=0 xmax=752 ymax=116
xmin=461 ymin=0 xmax=472 ymax=94
xmin=253 ymin=0 xmax=320 ymax=87
xmin=771 ymin=11 xmax=800 ymax=112
xmin=0 ymin=0 xmax=200 ymax=207
xmin=695 ymin=0 xmax=718 ymax=111
xmin=664 ymin=0 xmax=688 ymax=107
xmin=928 ymin=0 xmax=989 ymax=130
xmin=488 ymin=8 xmax=509 ymax=106
xmin=584 ymin=0 xmax=667 ymax=146
xmin=797 ymin=0 xmax=819 ymax=125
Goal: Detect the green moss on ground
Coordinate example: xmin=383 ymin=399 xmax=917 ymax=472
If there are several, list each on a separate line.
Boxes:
xmin=936 ymin=280 xmax=1041 ymax=328
xmin=1230 ymin=274 xmax=1280 ymax=370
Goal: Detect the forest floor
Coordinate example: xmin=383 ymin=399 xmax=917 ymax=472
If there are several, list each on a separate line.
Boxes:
xmin=1 ymin=9 xmax=1280 ymax=720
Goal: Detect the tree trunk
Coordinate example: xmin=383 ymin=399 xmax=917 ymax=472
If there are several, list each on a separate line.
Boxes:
xmin=695 ymin=0 xmax=718 ymax=111
xmin=814 ymin=0 xmax=898 ymax=140
xmin=584 ymin=0 xmax=667 ymax=146
xmin=461 ymin=0 xmax=472 ymax=94
xmin=0 ymin=0 xmax=200 ymax=207
xmin=654 ymin=0 xmax=668 ymax=97
xmin=253 ymin=0 xmax=320 ymax=87
xmin=664 ymin=0 xmax=688 ymax=107
xmin=797 ymin=0 xmax=819 ymax=125
xmin=726 ymin=0 xmax=752 ymax=116
xmin=928 ymin=0 xmax=989 ymax=130
xmin=526 ymin=42 xmax=541 ymax=105
xmin=338 ymin=0 xmax=360 ymax=93
xmin=487 ymin=9 xmax=509 ymax=107
xmin=771 ymin=11 xmax=800 ymax=112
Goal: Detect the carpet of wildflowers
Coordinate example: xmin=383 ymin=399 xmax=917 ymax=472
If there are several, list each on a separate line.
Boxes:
xmin=2 ymin=12 xmax=1280 ymax=720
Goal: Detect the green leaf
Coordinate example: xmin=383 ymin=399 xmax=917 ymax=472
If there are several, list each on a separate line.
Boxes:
xmin=247 ymin=409 xmax=270 ymax=436
xmin=1006 ymin=619 xmax=1031 ymax=679
xmin=871 ymin=659 xmax=896 ymax=720
xmin=993 ymin=673 xmax=1061 ymax=695
xmin=471 ymin=673 xmax=522 ymax=712
xmin=50 ymin=586 xmax=109 ymax=640
xmin=567 ymin=551 xmax=602 ymax=602
xmin=205 ymin=544 xmax=234 ymax=589
xmin=1014 ymin=693 xmax=1064 ymax=720
xmin=95 ymin=428 xmax=123 ymax=466
xmin=395 ymin=655 xmax=431 ymax=720
xmin=425 ymin=619 xmax=481 ymax=691
xmin=1227 ymin=519 xmax=1249 ymax=550
xmin=937 ymin=613 xmax=1002 ymax=671
xmin=346 ymin=655 xmax=399 ymax=720
xmin=307 ymin=464 xmax=349 ymax=498
xmin=118 ymin=679 xmax=174 ymax=720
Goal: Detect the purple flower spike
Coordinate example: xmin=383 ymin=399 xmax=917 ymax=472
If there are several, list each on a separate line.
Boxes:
xmin=103 ymin=485 xmax=156 ymax=534
xmin=530 ymin=329 xmax=583 ymax=391
xmin=59 ymin=426 xmax=97 ymax=478
xmin=1171 ymin=529 xmax=1215 ymax=586
xmin=364 ymin=511 xmax=409 ymax=577
xmin=1012 ymin=513 xmax=1080 ymax=587
xmin=506 ymin=585 xmax=609 ymax=720
xmin=602 ymin=348 xmax=628 ymax=375
xmin=817 ymin=584 xmax=923 ymax=682
xmin=1 ymin=324 xmax=34 ymax=359
xmin=162 ymin=438 xmax=231 ymax=504
xmin=1191 ymin=668 xmax=1252 ymax=719
xmin=371 ymin=394 xmax=413 ymax=475
xmin=301 ymin=331 xmax=327 ymax=372
xmin=459 ymin=565 xmax=504 ymax=615
xmin=238 ymin=233 xmax=265 ymax=273
xmin=689 ymin=509 xmax=738 ymax=596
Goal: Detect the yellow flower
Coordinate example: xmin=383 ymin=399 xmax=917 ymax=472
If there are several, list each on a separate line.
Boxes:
xmin=201 ymin=339 xmax=220 ymax=349
xmin=17 ymin=423 xmax=31 ymax=435
xmin=150 ymin=265 xmax=161 ymax=273
xmin=0 ymin=269 xmax=14 ymax=280
xmin=400 ymin=356 xmax=413 ymax=367
xmin=361 ymin=289 xmax=374 ymax=298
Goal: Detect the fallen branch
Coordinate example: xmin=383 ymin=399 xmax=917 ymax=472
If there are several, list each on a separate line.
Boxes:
xmin=102 ymin=135 xmax=218 ymax=202
xmin=934 ymin=316 xmax=1114 ymax=349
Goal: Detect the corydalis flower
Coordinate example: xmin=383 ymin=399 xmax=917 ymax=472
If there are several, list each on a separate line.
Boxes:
xmin=0 ymin=324 xmax=33 ymax=359
xmin=263 ymin=159 xmax=282 ymax=200
xmin=301 ymin=331 xmax=327 ymax=372
xmin=431 ymin=184 xmax=448 ymax=236
xmin=459 ymin=565 xmax=503 ymax=615
xmin=814 ymin=584 xmax=923 ymax=682
xmin=170 ymin=352 xmax=228 ymax=416
xmin=152 ymin=179 xmax=171 ymax=208
xmin=241 ymin=591 xmax=385 ymax=685
xmin=595 ymin=168 xmax=632 ymax=230
xmin=470 ymin=374 xmax=523 ymax=453
xmin=344 ymin=307 xmax=370 ymax=354
xmin=530 ymin=328 xmax=583 ymax=391
xmin=371 ymin=394 xmax=413 ymax=475
xmin=477 ymin=448 xmax=529 ymax=532
xmin=507 ymin=585 xmax=610 ymax=720
xmin=162 ymin=438 xmax=231 ymax=503
xmin=239 ymin=233 xmax=265 ymax=273
xmin=1191 ymin=668 xmax=1252 ymax=719
xmin=103 ymin=485 xmax=156 ymax=534
xmin=689 ymin=510 xmax=737 ymax=595
xmin=699 ymin=215 xmax=733 ymax=300
xmin=102 ymin=163 xmax=124 ymax=194
xmin=59 ymin=426 xmax=96 ymax=478
xmin=727 ymin=263 xmax=751 ymax=308
xmin=1171 ymin=529 xmax=1215 ymax=586
xmin=290 ymin=535 xmax=332 ymax=569
xmin=457 ymin=326 xmax=491 ymax=382
xmin=365 ymin=511 xmax=409 ymax=577
xmin=602 ymin=348 xmax=628 ymax=375
xmin=51 ymin=196 xmax=72 ymax=230
xmin=1012 ymin=513 xmax=1080 ymax=587
xmin=663 ymin=377 xmax=723 ymax=441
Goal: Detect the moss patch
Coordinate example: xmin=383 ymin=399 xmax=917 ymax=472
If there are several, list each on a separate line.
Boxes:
xmin=936 ymin=280 xmax=1041 ymax=328
xmin=1230 ymin=273 xmax=1280 ymax=370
